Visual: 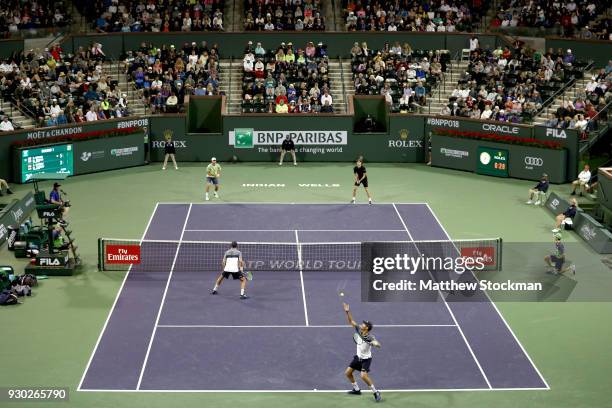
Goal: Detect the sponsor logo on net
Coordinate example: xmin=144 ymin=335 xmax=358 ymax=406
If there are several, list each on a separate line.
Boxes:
xmin=229 ymin=129 xmax=347 ymax=148
xmin=440 ymin=147 xmax=469 ymax=158
xmin=524 ymin=156 xmax=543 ymax=169
xmin=111 ymin=146 xmax=139 ymax=157
xmin=426 ymin=118 xmax=460 ymax=128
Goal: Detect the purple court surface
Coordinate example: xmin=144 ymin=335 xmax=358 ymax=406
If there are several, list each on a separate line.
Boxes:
xmin=78 ymin=203 xmax=549 ymax=392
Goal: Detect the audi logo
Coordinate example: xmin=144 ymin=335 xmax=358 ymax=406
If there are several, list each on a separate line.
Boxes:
xmin=525 ymin=157 xmax=544 ymax=166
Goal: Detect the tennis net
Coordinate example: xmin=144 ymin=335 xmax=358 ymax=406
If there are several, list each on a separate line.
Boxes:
xmin=98 ymin=237 xmax=502 ymax=273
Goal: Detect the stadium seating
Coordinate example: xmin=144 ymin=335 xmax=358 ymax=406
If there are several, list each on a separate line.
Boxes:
xmin=125 ymin=42 xmax=222 ymax=114
xmin=351 ymin=42 xmax=450 ymax=113
xmin=243 ymin=0 xmax=325 ymax=31
xmin=78 ymin=0 xmax=225 ymax=32
xmin=443 ymin=45 xmax=590 ymax=123
xmin=240 ymin=41 xmax=331 ymax=113
xmin=342 ymin=0 xmax=490 ymax=32
xmin=0 ymin=0 xmax=70 ymax=37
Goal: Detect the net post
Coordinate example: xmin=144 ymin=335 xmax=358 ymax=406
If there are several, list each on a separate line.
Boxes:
xmin=97 ymin=238 xmax=103 ymax=271
xmin=498 ymin=237 xmax=503 ymax=271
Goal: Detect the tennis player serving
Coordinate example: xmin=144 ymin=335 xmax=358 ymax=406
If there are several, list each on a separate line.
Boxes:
xmin=211 ymin=241 xmax=249 ymax=299
xmin=205 ymin=157 xmax=221 ymax=201
xmin=351 ymin=159 xmax=372 ymax=205
xmin=343 ymin=302 xmax=382 ymax=402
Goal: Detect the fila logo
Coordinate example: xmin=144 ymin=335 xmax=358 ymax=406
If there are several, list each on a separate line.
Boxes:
xmin=41 ymin=211 xmax=56 ymax=218
xmin=40 ymin=258 xmax=61 ymax=266
xmin=525 ymin=157 xmax=544 ymax=166
xmin=546 ymin=128 xmax=567 ymax=139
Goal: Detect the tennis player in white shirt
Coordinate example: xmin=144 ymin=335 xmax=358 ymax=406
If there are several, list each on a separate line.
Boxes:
xmin=211 ymin=241 xmax=248 ymax=299
xmin=343 ymin=302 xmax=382 ymax=402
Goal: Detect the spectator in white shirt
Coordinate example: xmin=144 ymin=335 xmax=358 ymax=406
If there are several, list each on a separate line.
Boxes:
xmin=480 ymin=105 xmax=493 ymax=119
xmin=571 ymin=164 xmax=591 ymax=196
xmin=320 ymin=90 xmax=333 ymax=107
xmin=85 ymin=106 xmax=98 ymax=122
xmin=0 ymin=116 xmax=14 ymax=132
xmin=469 ymin=36 xmax=479 ymax=51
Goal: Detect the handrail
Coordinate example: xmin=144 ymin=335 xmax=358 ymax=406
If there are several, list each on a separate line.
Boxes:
xmin=339 ymin=56 xmax=347 ymax=113
xmin=535 ymin=59 xmax=595 ymax=120
xmin=228 ymin=56 xmax=233 ymax=113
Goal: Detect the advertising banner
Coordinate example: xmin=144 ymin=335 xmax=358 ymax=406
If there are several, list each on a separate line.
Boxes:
xmin=0 ymin=192 xmax=36 ymax=247
xmin=74 ymin=132 xmax=146 ymax=175
xmin=573 ymin=212 xmax=612 ymax=254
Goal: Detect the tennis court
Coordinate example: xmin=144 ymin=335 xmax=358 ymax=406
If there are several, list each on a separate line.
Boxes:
xmin=78 ymin=203 xmax=548 ymax=392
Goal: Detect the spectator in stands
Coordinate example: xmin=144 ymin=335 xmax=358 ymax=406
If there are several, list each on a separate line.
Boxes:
xmin=0 ymin=178 xmax=13 ymax=195
xmin=343 ymin=0 xmax=485 ymax=33
xmin=85 ymin=106 xmax=98 ymax=121
xmin=0 ymin=116 xmax=14 ymax=132
xmin=244 ymin=0 xmax=324 ymax=31
xmin=553 ymin=198 xmax=578 ymax=233
xmin=526 ymin=174 xmax=549 ymax=205
xmin=81 ymin=0 xmax=225 ymax=33
xmin=241 ymin=41 xmax=330 ymax=114
xmin=275 ymin=98 xmax=288 ymax=113
xmin=571 ymin=164 xmax=592 ymax=196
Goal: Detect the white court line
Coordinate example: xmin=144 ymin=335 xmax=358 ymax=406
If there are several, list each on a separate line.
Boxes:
xmin=184 ymin=229 xmax=407 ymax=232
xmin=156 ymin=324 xmax=456 ymax=328
xmin=77 ymin=387 xmax=548 ymax=393
xmin=136 ymin=203 xmax=193 ymax=390
xmin=392 ymin=203 xmax=493 ymax=390
xmin=77 ymin=203 xmax=160 ymax=392
xmin=295 ymin=230 xmax=310 ymax=326
xmin=156 ymin=201 xmax=431 ymax=205
xmin=424 ymin=203 xmax=551 ymax=390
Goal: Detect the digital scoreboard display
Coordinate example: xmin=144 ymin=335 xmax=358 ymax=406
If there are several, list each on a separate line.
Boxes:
xmin=20 ymin=144 xmax=74 ymax=182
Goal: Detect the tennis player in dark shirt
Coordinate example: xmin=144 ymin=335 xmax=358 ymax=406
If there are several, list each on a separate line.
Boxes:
xmin=351 ymin=159 xmax=372 ymax=205
xmin=279 ymin=135 xmax=297 ymax=166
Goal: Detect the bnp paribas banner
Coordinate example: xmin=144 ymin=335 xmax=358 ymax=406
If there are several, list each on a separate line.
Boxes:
xmin=229 ymin=129 xmax=348 ymax=155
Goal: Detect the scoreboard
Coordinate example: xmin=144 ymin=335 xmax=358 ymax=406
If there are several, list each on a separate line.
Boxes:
xmin=20 ymin=144 xmax=74 ymax=182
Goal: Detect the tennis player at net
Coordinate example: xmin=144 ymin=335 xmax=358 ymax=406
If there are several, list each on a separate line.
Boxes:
xmin=343 ymin=302 xmax=382 ymax=402
xmin=211 ymin=241 xmax=249 ymax=299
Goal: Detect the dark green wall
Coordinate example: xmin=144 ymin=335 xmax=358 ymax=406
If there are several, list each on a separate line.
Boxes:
xmin=546 ymin=37 xmax=612 ymax=67
xmin=0 ymin=39 xmax=24 ymax=59
xmin=63 ymin=32 xmax=499 ymax=59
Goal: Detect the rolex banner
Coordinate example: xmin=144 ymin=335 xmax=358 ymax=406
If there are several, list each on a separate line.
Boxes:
xmin=476 ymin=147 xmax=509 ymax=177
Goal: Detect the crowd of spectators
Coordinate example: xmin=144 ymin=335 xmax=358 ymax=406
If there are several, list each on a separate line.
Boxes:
xmin=241 ymin=41 xmax=333 ymax=113
xmin=351 ymin=41 xmax=449 ymax=113
xmin=0 ymin=44 xmax=131 ymax=128
xmin=545 ymin=60 xmax=611 ymax=131
xmin=125 ymin=41 xmax=221 ymax=114
xmin=342 ymin=0 xmax=488 ymax=32
xmin=492 ymin=0 xmax=610 ymax=40
xmin=80 ymin=0 xmax=225 ymax=33
xmin=0 ymin=0 xmax=70 ymax=36
xmin=443 ymin=44 xmax=588 ymax=123
xmin=244 ymin=0 xmax=324 ymax=30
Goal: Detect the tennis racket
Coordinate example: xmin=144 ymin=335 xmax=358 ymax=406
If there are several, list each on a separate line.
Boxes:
xmin=244 ymin=271 xmax=253 ymax=281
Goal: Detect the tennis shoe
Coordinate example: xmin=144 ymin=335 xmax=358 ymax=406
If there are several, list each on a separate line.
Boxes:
xmin=374 ymin=391 xmax=382 ymax=402
xmin=240 ymin=294 xmax=249 ymax=300
xmin=211 ymin=290 xmax=218 ymax=295
xmin=347 ymin=390 xmax=361 ymax=395
xmin=552 ymin=228 xmax=560 ymax=233
xmin=534 ymin=200 xmax=541 ymax=206
xmin=279 ymin=162 xmax=282 ymax=166
xmin=214 ymin=192 xmax=219 ymax=198
xmin=293 ymin=162 xmax=297 ymax=166
xmin=162 ymin=166 xmax=166 ymax=170
xmin=526 ymin=200 xmax=533 ymax=205
xmin=205 ymin=195 xmax=210 ymax=201
xmin=570 ymin=264 xmax=576 ymax=275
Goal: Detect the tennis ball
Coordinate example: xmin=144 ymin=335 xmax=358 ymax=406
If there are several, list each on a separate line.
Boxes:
xmin=339 ymin=292 xmax=344 ymax=297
